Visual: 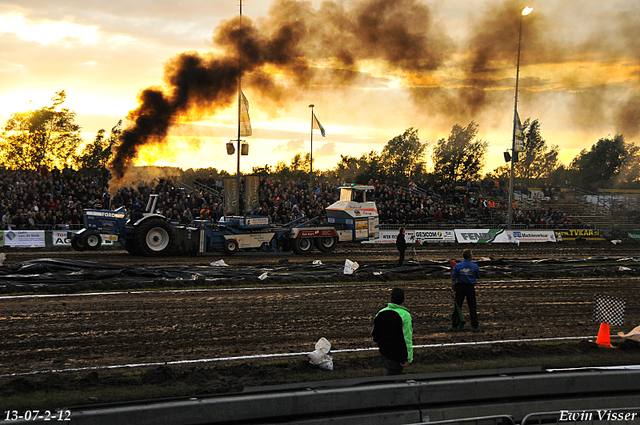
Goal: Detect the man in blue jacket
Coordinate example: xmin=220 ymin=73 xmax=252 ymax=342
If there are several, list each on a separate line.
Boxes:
xmin=450 ymin=249 xmax=481 ymax=332
xmin=372 ymin=287 xmax=413 ymax=375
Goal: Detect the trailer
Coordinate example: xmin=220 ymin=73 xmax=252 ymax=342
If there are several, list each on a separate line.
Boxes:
xmin=69 ymin=185 xmax=379 ymax=256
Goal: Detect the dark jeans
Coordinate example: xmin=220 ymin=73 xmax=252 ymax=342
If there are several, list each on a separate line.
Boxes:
xmin=451 ymin=283 xmax=478 ymax=329
xmin=380 ymin=353 xmax=403 ymax=375
xmin=397 ymin=249 xmax=405 ymax=266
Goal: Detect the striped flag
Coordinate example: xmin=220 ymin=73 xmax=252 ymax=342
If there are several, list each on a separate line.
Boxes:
xmin=312 ymin=112 xmax=326 ymax=137
xmin=240 ymin=91 xmax=252 ymax=137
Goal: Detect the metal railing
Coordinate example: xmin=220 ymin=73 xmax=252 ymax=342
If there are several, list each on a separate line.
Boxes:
xmin=2 ymin=224 xmax=84 ymax=231
xmin=417 ymin=415 xmax=516 ymax=425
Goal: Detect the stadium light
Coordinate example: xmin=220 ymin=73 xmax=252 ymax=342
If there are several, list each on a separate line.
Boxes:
xmin=507 ymin=6 xmax=532 ymax=229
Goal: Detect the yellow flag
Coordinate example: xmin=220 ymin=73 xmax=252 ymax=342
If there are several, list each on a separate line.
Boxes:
xmin=312 ymin=112 xmax=326 ymax=137
xmin=240 ymin=91 xmax=252 ymax=137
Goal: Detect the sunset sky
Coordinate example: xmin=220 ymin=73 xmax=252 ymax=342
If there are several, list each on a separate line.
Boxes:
xmin=1 ymin=0 xmax=639 ymax=180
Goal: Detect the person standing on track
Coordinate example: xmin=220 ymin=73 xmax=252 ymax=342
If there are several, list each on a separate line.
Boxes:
xmin=450 ymin=249 xmax=481 ymax=332
xmin=396 ymin=227 xmax=407 ymax=267
xmin=371 ymin=287 xmax=413 ymax=375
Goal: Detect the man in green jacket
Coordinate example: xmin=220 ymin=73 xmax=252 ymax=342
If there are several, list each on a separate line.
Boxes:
xmin=371 ymin=287 xmax=413 ymax=375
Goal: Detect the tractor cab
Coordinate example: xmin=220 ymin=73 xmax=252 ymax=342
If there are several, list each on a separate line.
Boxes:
xmin=326 ymin=185 xmax=379 ymax=242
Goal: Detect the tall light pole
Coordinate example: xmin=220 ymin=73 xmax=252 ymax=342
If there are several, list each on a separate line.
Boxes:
xmin=507 ymin=6 xmax=532 ymax=229
xmin=309 ymin=104 xmax=315 ymax=186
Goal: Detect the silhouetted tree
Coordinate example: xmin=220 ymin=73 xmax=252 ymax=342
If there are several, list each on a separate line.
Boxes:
xmin=432 ymin=122 xmax=488 ymax=183
xmin=0 ymin=91 xmax=82 ymax=171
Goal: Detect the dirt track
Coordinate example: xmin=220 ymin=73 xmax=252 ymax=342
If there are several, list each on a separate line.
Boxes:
xmin=1 ymin=242 xmax=639 ymax=377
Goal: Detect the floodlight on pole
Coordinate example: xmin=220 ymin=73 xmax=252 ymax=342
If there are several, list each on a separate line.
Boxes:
xmin=507 ymin=6 xmax=532 ymax=229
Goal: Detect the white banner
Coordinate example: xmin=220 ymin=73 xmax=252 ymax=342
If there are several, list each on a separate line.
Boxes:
xmin=363 ymin=229 xmax=455 ymax=244
xmin=53 ymin=231 xmax=118 ymax=246
xmin=3 ymin=230 xmax=46 ymax=247
xmin=53 ymin=231 xmax=72 ymax=246
xmin=455 ymin=229 xmax=556 ymax=243
xmin=509 ymin=230 xmax=557 ymax=243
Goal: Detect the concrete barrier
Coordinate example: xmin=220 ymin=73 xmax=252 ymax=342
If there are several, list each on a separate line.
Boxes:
xmin=13 ymin=367 xmax=640 ymax=425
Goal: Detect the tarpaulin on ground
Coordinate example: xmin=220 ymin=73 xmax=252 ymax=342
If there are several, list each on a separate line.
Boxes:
xmin=1 ymin=256 xmax=640 ymax=293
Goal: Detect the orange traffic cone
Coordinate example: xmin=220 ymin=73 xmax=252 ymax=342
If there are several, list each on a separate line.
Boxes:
xmin=596 ymin=323 xmax=613 ymax=347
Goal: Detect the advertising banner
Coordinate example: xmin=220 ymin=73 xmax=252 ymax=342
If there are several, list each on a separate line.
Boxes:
xmin=413 ymin=229 xmax=455 ymax=244
xmin=625 ymin=230 xmax=640 ymax=242
xmin=363 ymin=229 xmax=455 ymax=244
xmin=52 ymin=231 xmax=118 ymax=246
xmin=508 ymin=230 xmax=557 ymax=243
xmin=52 ymin=231 xmax=72 ymax=246
xmin=223 ymin=177 xmax=239 ymax=216
xmin=3 ymin=230 xmax=46 ymax=247
xmin=455 ymin=229 xmax=505 ymax=243
xmin=455 ymin=229 xmax=556 ymax=243
xmin=244 ymin=175 xmax=260 ymax=213
xmin=554 ymin=228 xmax=605 ymax=241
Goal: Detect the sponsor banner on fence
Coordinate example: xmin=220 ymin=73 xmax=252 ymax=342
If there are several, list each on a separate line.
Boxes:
xmin=455 ymin=229 xmax=504 ymax=243
xmin=508 ymin=230 xmax=557 ymax=243
xmin=2 ymin=230 xmax=46 ymax=247
xmin=625 ymin=230 xmax=640 ymax=242
xmin=455 ymin=229 xmax=556 ymax=243
xmin=363 ymin=229 xmax=455 ymax=244
xmin=554 ymin=228 xmax=604 ymax=241
xmin=52 ymin=231 xmax=118 ymax=246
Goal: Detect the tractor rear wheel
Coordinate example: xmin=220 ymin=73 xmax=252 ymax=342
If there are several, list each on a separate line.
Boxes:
xmin=81 ymin=231 xmax=102 ymax=251
xmin=135 ymin=219 xmax=176 ymax=257
xmin=70 ymin=235 xmax=86 ymax=251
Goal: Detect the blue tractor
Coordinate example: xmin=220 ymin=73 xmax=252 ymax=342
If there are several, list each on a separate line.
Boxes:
xmin=69 ymin=185 xmax=379 ymax=256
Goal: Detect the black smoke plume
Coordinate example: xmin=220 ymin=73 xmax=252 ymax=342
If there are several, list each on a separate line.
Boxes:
xmin=109 ymin=0 xmax=452 ymax=183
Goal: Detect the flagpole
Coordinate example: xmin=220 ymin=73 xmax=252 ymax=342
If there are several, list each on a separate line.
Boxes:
xmin=236 ymin=0 xmax=243 ymax=215
xmin=507 ymin=7 xmax=532 ymax=229
xmin=309 ymin=104 xmax=314 ymax=187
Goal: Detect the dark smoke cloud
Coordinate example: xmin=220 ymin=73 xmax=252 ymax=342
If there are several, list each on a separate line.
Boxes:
xmin=109 ymin=0 xmax=640 ymax=183
xmin=109 ymin=0 xmax=453 ymax=183
xmin=616 ymin=95 xmax=640 ymax=139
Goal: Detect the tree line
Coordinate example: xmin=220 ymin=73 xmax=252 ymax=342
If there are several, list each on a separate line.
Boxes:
xmin=1 ymin=91 xmax=639 ymax=192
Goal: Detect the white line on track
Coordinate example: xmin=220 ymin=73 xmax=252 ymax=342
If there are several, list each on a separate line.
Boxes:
xmin=0 ymin=335 xmax=600 ymax=379
xmin=1 ymin=276 xmax=640 ymax=300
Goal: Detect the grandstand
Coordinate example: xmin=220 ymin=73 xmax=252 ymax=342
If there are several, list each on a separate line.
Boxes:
xmin=1 ymin=169 xmax=638 ymax=234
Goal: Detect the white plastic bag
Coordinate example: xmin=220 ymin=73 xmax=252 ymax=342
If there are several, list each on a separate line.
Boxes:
xmin=210 ymin=259 xmax=228 ymax=267
xmin=343 ymin=259 xmax=359 ymax=275
xmin=308 ymin=337 xmax=334 ymax=370
xmin=258 ymin=272 xmax=268 ymax=280
xmin=618 ymin=325 xmax=640 ymax=342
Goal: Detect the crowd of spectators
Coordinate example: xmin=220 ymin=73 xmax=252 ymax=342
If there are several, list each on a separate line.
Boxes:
xmin=0 ymin=168 xmax=603 ymax=232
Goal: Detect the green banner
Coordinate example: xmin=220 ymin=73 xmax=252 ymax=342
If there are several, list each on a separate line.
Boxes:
xmin=626 ymin=229 xmax=640 ymax=242
xmin=223 ymin=177 xmax=239 ymax=216
xmin=245 ymin=175 xmax=260 ymax=214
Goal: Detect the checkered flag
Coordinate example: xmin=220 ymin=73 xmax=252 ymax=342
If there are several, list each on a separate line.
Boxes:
xmin=593 ymin=295 xmax=626 ymax=326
